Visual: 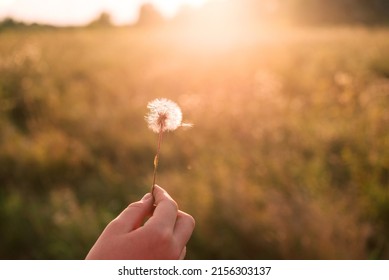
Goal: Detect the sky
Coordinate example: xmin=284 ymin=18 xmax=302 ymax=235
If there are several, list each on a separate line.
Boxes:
xmin=0 ymin=0 xmax=207 ymax=26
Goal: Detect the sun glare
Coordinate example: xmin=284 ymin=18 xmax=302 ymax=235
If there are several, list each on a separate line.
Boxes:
xmin=169 ymin=0 xmax=268 ymax=50
xmin=151 ymin=0 xmax=208 ymax=17
xmin=0 ymin=0 xmax=14 ymax=7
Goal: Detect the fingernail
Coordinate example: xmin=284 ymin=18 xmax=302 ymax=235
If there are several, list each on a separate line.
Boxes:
xmin=141 ymin=193 xmax=152 ymax=201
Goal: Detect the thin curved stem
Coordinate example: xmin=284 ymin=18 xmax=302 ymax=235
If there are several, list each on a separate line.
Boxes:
xmin=151 ymin=127 xmax=164 ymax=197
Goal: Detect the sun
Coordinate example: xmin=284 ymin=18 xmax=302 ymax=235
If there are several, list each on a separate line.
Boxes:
xmin=150 ymin=0 xmax=208 ymax=17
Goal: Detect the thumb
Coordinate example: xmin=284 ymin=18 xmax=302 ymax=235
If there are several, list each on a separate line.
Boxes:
xmin=108 ymin=193 xmax=154 ymax=234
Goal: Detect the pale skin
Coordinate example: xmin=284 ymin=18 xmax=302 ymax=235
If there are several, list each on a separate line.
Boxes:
xmin=86 ymin=185 xmax=195 ymax=260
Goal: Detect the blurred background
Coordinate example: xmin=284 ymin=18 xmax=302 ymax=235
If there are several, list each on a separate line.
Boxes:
xmin=1 ymin=0 xmax=389 ymax=259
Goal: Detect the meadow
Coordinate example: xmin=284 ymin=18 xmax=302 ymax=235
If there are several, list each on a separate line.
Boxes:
xmin=0 ymin=25 xmax=389 ymax=259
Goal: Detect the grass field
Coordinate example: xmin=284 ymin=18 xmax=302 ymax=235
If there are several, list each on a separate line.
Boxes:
xmin=0 ymin=25 xmax=389 ymax=259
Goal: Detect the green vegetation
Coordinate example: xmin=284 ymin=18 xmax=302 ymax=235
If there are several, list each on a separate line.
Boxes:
xmin=0 ymin=26 xmax=389 ymax=259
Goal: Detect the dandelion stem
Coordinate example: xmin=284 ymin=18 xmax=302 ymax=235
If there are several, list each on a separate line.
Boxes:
xmin=151 ymin=125 xmax=164 ymax=196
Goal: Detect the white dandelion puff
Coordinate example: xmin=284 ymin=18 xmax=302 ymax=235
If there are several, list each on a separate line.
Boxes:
xmin=146 ymin=98 xmax=183 ymax=133
xmin=145 ymin=98 xmax=192 ymax=198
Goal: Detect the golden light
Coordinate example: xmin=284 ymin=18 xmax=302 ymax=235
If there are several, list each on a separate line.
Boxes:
xmin=168 ymin=0 xmax=274 ymax=51
xmin=151 ymin=0 xmax=208 ymax=18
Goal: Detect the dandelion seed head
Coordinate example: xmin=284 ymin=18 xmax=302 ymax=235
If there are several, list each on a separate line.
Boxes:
xmin=146 ymin=98 xmax=183 ymax=133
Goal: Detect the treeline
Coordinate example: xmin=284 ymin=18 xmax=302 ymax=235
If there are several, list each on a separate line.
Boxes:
xmin=1 ymin=0 xmax=389 ymax=31
xmin=286 ymin=0 xmax=389 ymax=25
xmin=203 ymin=0 xmax=389 ymax=25
xmin=0 ymin=13 xmax=114 ymax=31
xmin=0 ymin=17 xmax=56 ymax=31
xmin=135 ymin=0 xmax=389 ymax=26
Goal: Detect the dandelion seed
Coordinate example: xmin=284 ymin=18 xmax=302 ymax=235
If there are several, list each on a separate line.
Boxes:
xmin=145 ymin=98 xmax=191 ymax=198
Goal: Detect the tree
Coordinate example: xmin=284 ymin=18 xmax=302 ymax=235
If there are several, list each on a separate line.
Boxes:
xmin=0 ymin=18 xmax=26 ymax=31
xmin=88 ymin=12 xmax=113 ymax=28
xmin=136 ymin=3 xmax=164 ymax=27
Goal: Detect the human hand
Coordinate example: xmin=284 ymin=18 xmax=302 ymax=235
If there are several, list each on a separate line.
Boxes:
xmin=85 ymin=185 xmax=195 ymax=260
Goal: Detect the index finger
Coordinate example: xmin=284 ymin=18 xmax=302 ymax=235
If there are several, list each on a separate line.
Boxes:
xmin=147 ymin=185 xmax=178 ymax=230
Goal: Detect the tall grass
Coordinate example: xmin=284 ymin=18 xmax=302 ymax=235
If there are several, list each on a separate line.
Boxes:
xmin=0 ymin=26 xmax=388 ymax=259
